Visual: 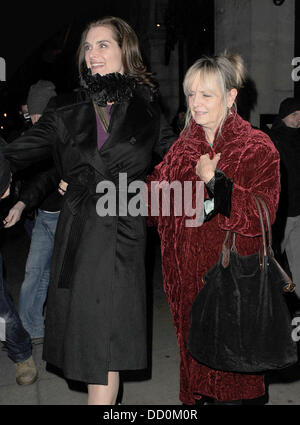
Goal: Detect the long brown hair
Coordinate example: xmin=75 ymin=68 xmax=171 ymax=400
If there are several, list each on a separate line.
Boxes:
xmin=77 ymin=16 xmax=157 ymax=92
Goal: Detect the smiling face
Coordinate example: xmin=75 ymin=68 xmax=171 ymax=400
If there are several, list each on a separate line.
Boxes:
xmin=84 ymin=25 xmax=124 ymax=76
xmin=283 ymin=111 xmax=300 ymax=128
xmin=187 ymin=71 xmax=237 ymax=138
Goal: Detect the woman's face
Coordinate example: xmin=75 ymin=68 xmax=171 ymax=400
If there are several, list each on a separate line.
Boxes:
xmin=84 ymin=25 xmax=124 ymax=76
xmin=188 ymin=72 xmax=236 ymax=133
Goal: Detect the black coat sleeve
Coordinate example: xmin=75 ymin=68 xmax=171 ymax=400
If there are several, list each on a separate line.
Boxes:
xmin=204 ymin=169 xmax=233 ymax=222
xmin=0 ymin=110 xmax=58 ymax=173
xmin=19 ymin=167 xmax=61 ymax=211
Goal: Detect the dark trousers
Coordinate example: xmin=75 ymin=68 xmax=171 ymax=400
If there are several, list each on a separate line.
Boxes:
xmin=0 ymin=255 xmax=32 ymax=363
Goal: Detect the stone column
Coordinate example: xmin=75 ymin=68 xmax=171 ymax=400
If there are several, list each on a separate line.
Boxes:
xmin=215 ymin=0 xmax=295 ymax=127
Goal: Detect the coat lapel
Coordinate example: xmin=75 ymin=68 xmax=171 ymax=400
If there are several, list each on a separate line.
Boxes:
xmin=100 ymin=95 xmax=155 ymax=155
xmin=99 ymin=101 xmax=131 ymax=154
xmin=59 ymin=94 xmax=153 ymax=177
xmin=59 ymin=100 xmax=111 ymax=178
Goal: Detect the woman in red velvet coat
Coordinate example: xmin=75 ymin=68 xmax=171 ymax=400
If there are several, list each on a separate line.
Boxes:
xmin=148 ymin=53 xmax=281 ymax=404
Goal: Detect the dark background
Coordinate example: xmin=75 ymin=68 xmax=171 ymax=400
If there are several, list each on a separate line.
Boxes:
xmin=0 ymin=0 xmax=298 ymax=137
xmin=295 ymin=0 xmax=300 ymax=98
xmin=0 ymin=0 xmax=215 ymax=137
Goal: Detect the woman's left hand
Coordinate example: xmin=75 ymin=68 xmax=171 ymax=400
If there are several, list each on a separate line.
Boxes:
xmin=58 ymin=179 xmax=68 ymax=196
xmin=195 ymin=153 xmax=221 ymax=183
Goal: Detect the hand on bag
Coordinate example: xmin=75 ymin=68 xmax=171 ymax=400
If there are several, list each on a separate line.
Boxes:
xmin=58 ymin=179 xmax=68 ymax=196
xmin=3 ymin=201 xmax=26 ymax=228
xmin=195 ymin=153 xmax=221 ymax=183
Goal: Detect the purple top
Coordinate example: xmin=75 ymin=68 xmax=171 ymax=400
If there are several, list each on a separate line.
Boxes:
xmin=96 ymin=104 xmax=112 ymax=150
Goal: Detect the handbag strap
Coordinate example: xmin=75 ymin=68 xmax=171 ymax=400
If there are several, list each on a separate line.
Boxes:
xmin=222 ymin=194 xmax=268 ymax=268
xmin=222 ymin=199 xmax=267 ymax=268
xmin=222 ymin=195 xmax=295 ymax=292
xmin=253 ymin=195 xmax=268 ymax=259
xmin=253 ymin=195 xmax=272 ymax=249
xmin=253 ymin=195 xmax=295 ymax=293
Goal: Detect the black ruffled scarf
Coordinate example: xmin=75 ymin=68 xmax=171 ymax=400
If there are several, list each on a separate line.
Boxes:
xmin=79 ymin=64 xmax=136 ymax=106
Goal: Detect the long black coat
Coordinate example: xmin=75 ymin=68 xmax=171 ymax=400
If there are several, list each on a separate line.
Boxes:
xmin=2 ymin=87 xmax=174 ymax=384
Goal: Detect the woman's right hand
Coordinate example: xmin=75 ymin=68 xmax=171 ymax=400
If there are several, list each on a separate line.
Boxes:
xmin=3 ymin=201 xmax=26 ymax=228
xmin=195 ymin=153 xmax=221 ymax=183
xmin=58 ymin=179 xmax=68 ymax=196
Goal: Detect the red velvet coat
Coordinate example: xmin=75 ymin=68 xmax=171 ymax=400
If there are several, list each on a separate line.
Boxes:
xmin=148 ymin=113 xmax=280 ymax=404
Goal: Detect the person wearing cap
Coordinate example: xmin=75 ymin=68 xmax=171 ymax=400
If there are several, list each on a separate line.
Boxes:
xmin=269 ymin=97 xmax=300 ymax=314
xmin=3 ymin=80 xmax=62 ymax=342
xmin=26 ymin=80 xmax=57 ymax=124
xmin=0 ymin=150 xmax=38 ymax=385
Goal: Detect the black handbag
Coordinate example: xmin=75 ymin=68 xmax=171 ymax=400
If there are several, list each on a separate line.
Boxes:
xmin=188 ymin=195 xmax=298 ymax=373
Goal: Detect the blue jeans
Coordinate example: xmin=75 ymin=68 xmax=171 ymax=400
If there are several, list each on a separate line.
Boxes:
xmin=24 ymin=217 xmax=36 ymax=239
xmin=0 ymin=255 xmax=32 ymax=363
xmin=18 ymin=210 xmax=59 ymax=339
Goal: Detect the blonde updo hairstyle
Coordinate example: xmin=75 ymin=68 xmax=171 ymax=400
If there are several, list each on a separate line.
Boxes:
xmin=183 ymin=51 xmax=246 ymax=133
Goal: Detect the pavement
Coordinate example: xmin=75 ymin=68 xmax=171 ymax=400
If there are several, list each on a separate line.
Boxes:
xmin=0 ymin=223 xmax=300 ymax=405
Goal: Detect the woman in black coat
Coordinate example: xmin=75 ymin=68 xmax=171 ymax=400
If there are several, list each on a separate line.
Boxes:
xmin=2 ymin=16 xmax=175 ymax=404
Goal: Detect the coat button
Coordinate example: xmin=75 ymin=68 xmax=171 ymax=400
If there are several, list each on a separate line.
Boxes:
xmin=128 ymin=136 xmax=136 ymax=144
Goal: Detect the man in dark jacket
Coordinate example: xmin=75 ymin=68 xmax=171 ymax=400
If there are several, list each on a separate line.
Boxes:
xmin=3 ymin=80 xmax=61 ymax=341
xmin=0 ymin=148 xmax=38 ymax=385
xmin=269 ymin=97 xmax=300 ymax=314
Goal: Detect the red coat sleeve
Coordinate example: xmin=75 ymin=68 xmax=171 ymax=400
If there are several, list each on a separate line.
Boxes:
xmin=218 ymin=134 xmax=280 ymax=237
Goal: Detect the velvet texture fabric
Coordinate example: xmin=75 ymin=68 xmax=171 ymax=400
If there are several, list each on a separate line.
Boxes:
xmin=147 ymin=113 xmax=281 ymax=404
